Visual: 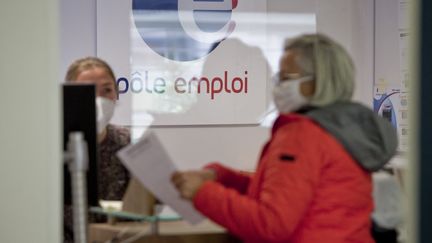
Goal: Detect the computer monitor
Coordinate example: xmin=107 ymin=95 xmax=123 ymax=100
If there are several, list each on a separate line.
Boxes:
xmin=63 ymin=84 xmax=99 ymax=206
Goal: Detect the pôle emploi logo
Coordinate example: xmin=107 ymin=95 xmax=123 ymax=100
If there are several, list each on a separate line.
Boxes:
xmin=118 ymin=70 xmax=248 ymax=100
xmin=132 ymin=0 xmax=238 ymax=61
xmin=119 ymin=0 xmax=246 ymax=100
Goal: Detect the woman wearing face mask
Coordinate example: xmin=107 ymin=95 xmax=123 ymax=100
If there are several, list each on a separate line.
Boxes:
xmin=65 ymin=56 xmax=130 ymax=202
xmin=63 ymin=57 xmax=153 ymax=242
xmin=171 ymin=34 xmax=398 ymax=243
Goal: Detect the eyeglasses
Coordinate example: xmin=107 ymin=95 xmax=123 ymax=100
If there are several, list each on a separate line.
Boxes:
xmin=272 ymin=72 xmax=303 ymax=84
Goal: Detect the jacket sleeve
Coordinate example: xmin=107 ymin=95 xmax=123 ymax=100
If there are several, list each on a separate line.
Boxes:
xmin=193 ymin=123 xmax=322 ymax=242
xmin=204 ymin=163 xmax=253 ymax=194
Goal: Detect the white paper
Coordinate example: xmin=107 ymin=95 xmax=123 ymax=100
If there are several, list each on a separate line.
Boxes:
xmin=117 ymin=131 xmax=204 ymax=224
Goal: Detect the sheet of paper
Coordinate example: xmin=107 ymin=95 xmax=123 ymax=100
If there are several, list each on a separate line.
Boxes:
xmin=117 ymin=131 xmax=204 ymax=224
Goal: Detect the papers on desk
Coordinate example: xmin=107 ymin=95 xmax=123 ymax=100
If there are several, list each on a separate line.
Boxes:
xmin=117 ymin=131 xmax=204 ymax=224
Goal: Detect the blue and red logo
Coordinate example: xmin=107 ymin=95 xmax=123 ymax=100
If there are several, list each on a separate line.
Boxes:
xmin=132 ymin=0 xmax=238 ymax=61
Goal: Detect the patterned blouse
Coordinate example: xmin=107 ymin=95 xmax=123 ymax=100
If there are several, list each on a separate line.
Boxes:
xmin=97 ymin=124 xmax=131 ymax=200
xmin=64 ymin=124 xmax=131 ymax=242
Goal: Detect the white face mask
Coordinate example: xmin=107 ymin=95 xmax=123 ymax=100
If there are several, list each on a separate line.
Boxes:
xmin=272 ymin=76 xmax=312 ymax=114
xmin=96 ymin=97 xmax=115 ymax=134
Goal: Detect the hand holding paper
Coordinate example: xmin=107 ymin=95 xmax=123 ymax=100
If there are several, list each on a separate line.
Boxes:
xmin=116 ymin=131 xmax=204 ymax=224
xmin=171 ymin=170 xmax=217 ymax=200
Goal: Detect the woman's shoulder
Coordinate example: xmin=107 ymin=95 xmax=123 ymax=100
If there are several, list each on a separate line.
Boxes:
xmin=273 ymin=113 xmax=322 ymax=135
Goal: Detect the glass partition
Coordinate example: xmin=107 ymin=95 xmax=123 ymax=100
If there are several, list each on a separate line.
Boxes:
xmin=97 ymin=0 xmax=316 ymax=128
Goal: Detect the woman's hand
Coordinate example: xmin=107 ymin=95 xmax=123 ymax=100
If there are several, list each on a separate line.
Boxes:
xmin=171 ymin=169 xmax=216 ymax=200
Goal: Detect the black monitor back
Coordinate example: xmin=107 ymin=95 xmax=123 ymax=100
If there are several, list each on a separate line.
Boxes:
xmin=63 ymin=84 xmax=99 ymax=206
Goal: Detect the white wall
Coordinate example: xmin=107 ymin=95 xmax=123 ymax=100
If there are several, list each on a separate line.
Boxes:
xmin=0 ymin=1 xmax=61 ymax=242
xmin=316 ymin=0 xmax=375 ymax=107
xmin=60 ymin=0 xmax=375 ymax=171
xmin=60 ymin=0 xmax=97 ymax=80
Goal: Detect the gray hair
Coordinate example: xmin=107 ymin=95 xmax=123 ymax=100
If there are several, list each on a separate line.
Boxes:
xmin=284 ymin=33 xmax=355 ymax=106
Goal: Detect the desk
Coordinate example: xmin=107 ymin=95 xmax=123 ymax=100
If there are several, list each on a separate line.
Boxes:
xmin=89 ymin=220 xmax=241 ymax=243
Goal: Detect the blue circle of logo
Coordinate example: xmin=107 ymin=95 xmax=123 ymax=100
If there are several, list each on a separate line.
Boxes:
xmin=132 ymin=0 xmax=237 ymax=62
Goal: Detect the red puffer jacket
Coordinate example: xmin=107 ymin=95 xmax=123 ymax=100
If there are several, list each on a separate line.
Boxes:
xmin=193 ymin=113 xmax=378 ymax=243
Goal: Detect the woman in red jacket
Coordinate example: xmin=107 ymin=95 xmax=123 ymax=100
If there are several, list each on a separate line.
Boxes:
xmin=172 ymin=33 xmax=397 ymax=243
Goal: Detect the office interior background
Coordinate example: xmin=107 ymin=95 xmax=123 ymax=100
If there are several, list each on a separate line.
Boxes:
xmin=1 ymin=0 xmax=430 ymax=242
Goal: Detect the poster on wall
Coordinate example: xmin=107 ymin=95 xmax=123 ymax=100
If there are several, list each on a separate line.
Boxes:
xmin=97 ymin=0 xmax=267 ymax=126
xmin=374 ymin=0 xmax=410 ymax=152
